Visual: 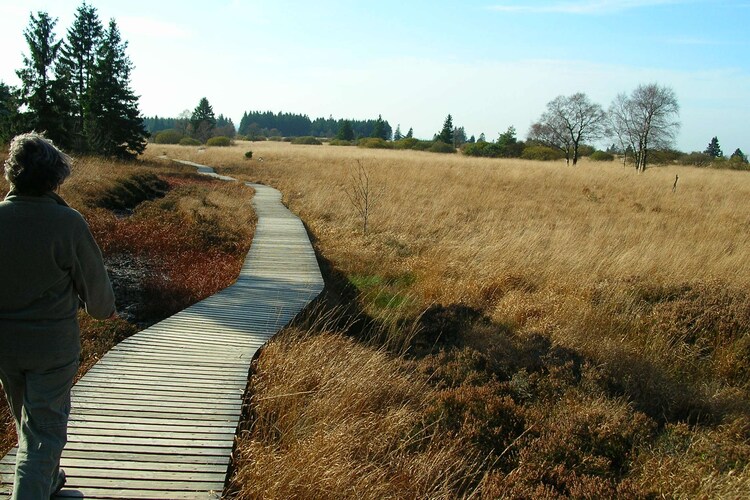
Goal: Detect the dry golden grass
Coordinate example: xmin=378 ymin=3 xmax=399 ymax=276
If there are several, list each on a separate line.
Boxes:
xmin=230 ymin=329 xmax=485 ymax=500
xmin=146 ymin=142 xmax=750 ymax=498
xmin=145 ymin=141 xmax=750 ymax=293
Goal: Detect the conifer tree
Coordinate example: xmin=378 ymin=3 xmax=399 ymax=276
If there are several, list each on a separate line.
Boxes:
xmin=437 ymin=114 xmax=453 ymax=144
xmin=85 ymin=19 xmax=147 ymax=159
xmin=336 ymin=120 xmax=354 ymax=141
xmin=58 ymin=1 xmax=103 ymax=151
xmin=16 ymin=12 xmax=70 ymax=147
xmin=704 ymin=136 xmax=723 ymax=158
xmin=190 ymin=97 xmax=216 ymax=143
xmin=405 ymin=127 xmax=413 ymax=139
xmin=730 ymin=148 xmax=747 ymax=163
xmin=370 ymin=114 xmax=388 ymax=140
xmin=393 ymin=124 xmax=403 ymax=141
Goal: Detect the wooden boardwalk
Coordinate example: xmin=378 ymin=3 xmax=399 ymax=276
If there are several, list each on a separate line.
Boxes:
xmin=0 ymin=166 xmax=324 ymax=498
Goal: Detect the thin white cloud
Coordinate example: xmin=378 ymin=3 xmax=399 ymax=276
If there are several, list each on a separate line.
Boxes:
xmin=488 ymin=0 xmax=687 ymax=14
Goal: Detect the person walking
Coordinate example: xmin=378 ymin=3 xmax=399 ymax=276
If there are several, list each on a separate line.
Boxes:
xmin=0 ymin=132 xmax=115 ymax=499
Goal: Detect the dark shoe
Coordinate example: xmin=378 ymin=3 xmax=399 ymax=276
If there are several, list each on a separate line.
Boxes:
xmin=51 ymin=469 xmax=66 ymax=498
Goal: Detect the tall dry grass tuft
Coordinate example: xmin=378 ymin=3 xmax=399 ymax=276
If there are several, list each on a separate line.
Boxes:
xmin=230 ymin=330 xmax=485 ymax=499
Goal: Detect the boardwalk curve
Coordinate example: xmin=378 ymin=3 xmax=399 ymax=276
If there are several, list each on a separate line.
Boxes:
xmin=1 ymin=163 xmax=324 ymax=498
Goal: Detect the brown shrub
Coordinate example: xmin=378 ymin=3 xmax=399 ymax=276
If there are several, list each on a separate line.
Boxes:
xmin=426 ymin=382 xmax=526 ymax=470
xmin=494 ymin=394 xmax=655 ymax=497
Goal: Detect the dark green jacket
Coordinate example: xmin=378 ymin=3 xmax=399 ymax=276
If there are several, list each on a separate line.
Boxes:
xmin=0 ymin=191 xmax=115 ymax=356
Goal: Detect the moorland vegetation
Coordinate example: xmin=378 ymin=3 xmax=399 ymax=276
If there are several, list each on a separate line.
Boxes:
xmin=146 ymin=141 xmax=750 ymax=498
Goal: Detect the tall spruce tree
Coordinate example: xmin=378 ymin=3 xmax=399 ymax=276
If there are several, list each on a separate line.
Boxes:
xmin=704 ymin=136 xmax=723 ymax=158
xmin=58 ymin=1 xmax=103 ymax=151
xmin=16 ymin=11 xmax=70 ymax=147
xmin=336 ymin=120 xmax=354 ymax=141
xmin=190 ymin=97 xmax=216 ymax=143
xmin=85 ymin=19 xmax=147 ymax=159
xmin=437 ymin=114 xmax=453 ymax=144
xmin=405 ymin=127 xmax=413 ymax=139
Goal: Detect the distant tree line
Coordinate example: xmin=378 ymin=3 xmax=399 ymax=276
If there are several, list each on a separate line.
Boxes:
xmin=238 ymin=111 xmax=392 ymax=140
xmin=0 ymin=2 xmax=147 ymax=159
xmin=456 ymin=83 xmax=745 ymax=172
xmin=148 ymin=97 xmax=236 ymax=145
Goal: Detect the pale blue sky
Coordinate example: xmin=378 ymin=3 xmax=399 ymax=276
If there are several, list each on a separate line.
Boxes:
xmin=1 ymin=0 xmax=748 ymax=152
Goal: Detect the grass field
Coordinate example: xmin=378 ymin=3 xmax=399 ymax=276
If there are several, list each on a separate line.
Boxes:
xmin=145 ymin=141 xmax=750 ymax=498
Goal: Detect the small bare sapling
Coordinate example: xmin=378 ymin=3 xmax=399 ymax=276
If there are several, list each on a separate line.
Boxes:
xmin=344 ymin=160 xmax=382 ymax=234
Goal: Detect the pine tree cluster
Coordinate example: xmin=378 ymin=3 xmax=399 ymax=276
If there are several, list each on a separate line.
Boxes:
xmin=2 ymin=3 xmax=147 ymax=159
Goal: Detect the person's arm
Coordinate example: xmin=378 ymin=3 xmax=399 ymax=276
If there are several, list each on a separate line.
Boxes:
xmin=71 ymin=215 xmax=116 ymax=319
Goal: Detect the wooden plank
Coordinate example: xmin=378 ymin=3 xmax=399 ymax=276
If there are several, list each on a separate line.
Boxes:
xmin=65 ymin=408 xmax=239 ymax=421
xmin=67 ymin=415 xmax=237 ymax=431
xmin=67 ymin=426 xmax=235 ymax=440
xmin=76 ymin=379 xmax=244 ymax=399
xmin=62 ymin=441 xmax=231 ymax=457
xmin=58 ymin=476 xmax=224 ymax=491
xmin=66 ymin=434 xmax=232 ymax=449
xmin=70 ymin=395 xmax=241 ymax=409
xmin=70 ymin=400 xmax=240 ymax=414
xmin=4 ymin=449 xmax=231 ymax=466
xmin=73 ymin=376 xmax=244 ymax=391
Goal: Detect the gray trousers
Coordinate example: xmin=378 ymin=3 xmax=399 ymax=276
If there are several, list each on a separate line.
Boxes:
xmin=0 ymin=350 xmax=78 ymax=499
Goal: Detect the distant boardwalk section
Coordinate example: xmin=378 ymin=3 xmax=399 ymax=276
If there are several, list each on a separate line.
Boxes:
xmin=0 ymin=167 xmax=324 ymax=498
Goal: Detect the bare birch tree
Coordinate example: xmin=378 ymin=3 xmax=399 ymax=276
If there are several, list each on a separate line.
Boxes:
xmin=528 ymin=93 xmax=606 ymax=166
xmin=608 ymin=83 xmax=680 ymax=172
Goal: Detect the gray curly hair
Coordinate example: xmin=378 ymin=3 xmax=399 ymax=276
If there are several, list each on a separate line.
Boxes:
xmin=4 ymin=132 xmax=72 ymax=195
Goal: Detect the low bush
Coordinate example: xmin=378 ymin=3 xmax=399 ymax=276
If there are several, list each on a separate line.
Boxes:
xmin=291 ymin=136 xmax=322 ymax=145
xmin=463 ymin=141 xmax=502 ymax=158
xmin=244 ymin=151 xmax=253 ymax=159
xmin=678 ymin=152 xmax=712 ymax=167
xmin=522 ymin=145 xmax=565 ymax=161
xmin=357 ymin=137 xmax=391 ymax=149
xmin=393 ymin=138 xmax=420 ymax=150
xmin=428 ymin=141 xmax=456 ymax=154
xmin=649 ymin=149 xmax=681 ymax=165
xmin=206 ymin=136 xmax=232 ymax=147
xmin=268 ymin=136 xmax=284 ymax=141
xmin=590 ymin=151 xmax=615 ymax=162
xmin=153 ymin=129 xmax=184 ymax=144
xmin=179 ymin=137 xmax=201 ymax=146
xmin=713 ymin=156 xmax=750 ymax=171
xmin=328 ymin=139 xmax=353 ymax=146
